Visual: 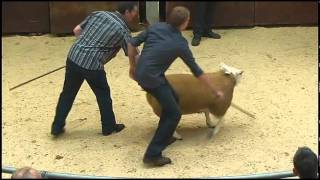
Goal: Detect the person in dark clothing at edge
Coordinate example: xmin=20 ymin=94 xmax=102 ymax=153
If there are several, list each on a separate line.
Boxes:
xmin=128 ymin=6 xmax=224 ymax=167
xmin=191 ymin=1 xmax=221 ymax=46
xmin=293 ymin=146 xmax=318 ymax=179
xmin=51 ymin=2 xmax=139 ymax=137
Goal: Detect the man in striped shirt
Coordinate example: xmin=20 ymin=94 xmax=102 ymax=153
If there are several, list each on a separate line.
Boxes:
xmin=51 ymin=2 xmax=139 ymax=137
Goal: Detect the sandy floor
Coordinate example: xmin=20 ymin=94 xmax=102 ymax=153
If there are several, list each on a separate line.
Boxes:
xmin=2 ymin=26 xmax=318 ymax=178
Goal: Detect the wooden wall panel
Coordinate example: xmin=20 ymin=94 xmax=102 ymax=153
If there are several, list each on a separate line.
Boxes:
xmin=2 ymin=1 xmax=317 ymax=34
xmin=254 ymin=1 xmax=318 ymax=25
xmin=2 ymin=1 xmax=50 ymax=34
xmin=50 ymin=1 xmax=140 ymax=34
xmin=166 ymin=1 xmax=255 ymax=28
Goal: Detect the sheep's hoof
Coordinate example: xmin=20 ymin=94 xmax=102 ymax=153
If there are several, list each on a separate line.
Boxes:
xmin=212 ymin=126 xmax=221 ymax=135
xmin=173 ymin=131 xmax=183 ymax=140
xmin=206 ymin=122 xmax=216 ymax=128
xmin=207 ymin=124 xmax=216 ymax=128
xmin=207 ymin=128 xmax=215 ymax=139
xmin=207 ymin=126 xmax=221 ymax=139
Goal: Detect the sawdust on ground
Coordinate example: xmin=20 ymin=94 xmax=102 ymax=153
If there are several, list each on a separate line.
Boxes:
xmin=2 ymin=26 xmax=318 ymax=178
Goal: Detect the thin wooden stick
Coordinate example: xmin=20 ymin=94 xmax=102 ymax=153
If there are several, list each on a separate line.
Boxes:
xmin=9 ymin=66 xmax=66 ymax=91
xmin=231 ymin=102 xmax=256 ymax=119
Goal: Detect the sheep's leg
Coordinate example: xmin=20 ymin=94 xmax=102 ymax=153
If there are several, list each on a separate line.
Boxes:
xmin=207 ymin=116 xmax=226 ymax=138
xmin=203 ymin=109 xmax=216 ymax=128
xmin=173 ymin=130 xmax=183 ymax=140
xmin=212 ymin=117 xmax=225 ymax=136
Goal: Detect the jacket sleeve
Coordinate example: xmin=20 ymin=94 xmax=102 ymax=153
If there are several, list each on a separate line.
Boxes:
xmin=128 ymin=29 xmax=148 ymax=47
xmin=179 ymin=41 xmax=204 ymax=77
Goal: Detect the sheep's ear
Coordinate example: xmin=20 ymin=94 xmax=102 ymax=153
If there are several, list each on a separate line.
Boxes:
xmin=240 ymin=71 xmax=244 ymax=75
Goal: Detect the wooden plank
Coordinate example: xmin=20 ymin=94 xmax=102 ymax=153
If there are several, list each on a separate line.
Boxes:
xmin=49 ymin=1 xmax=117 ymax=34
xmin=50 ymin=1 xmax=140 ymax=34
xmin=2 ymin=1 xmax=50 ymax=34
xmin=254 ymin=1 xmax=318 ymax=25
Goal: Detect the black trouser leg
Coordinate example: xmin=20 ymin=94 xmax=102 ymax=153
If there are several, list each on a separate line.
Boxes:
xmin=144 ymin=82 xmax=181 ymax=158
xmin=165 ymin=78 xmax=179 ymax=103
xmin=193 ymin=2 xmax=207 ymax=37
xmin=204 ymin=2 xmax=214 ymax=34
xmin=85 ymin=70 xmax=116 ymax=133
xmin=52 ymin=61 xmax=84 ymax=130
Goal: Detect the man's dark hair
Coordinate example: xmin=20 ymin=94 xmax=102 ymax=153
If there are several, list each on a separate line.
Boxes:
xmin=167 ymin=6 xmax=190 ymax=28
xmin=293 ymin=146 xmax=318 ymax=179
xmin=117 ymin=1 xmax=138 ymax=15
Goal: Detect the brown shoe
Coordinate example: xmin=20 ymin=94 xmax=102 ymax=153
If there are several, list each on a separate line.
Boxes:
xmin=143 ymin=156 xmax=172 ymax=166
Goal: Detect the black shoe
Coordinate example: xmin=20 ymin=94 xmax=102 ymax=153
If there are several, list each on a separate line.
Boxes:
xmin=102 ymin=124 xmax=125 ymax=136
xmin=204 ymin=31 xmax=221 ymax=39
xmin=191 ymin=36 xmax=201 ymax=46
xmin=51 ymin=126 xmax=65 ymax=137
xmin=143 ymin=155 xmax=172 ymax=166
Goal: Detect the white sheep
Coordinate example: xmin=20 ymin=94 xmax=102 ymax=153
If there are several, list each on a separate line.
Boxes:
xmin=146 ymin=63 xmax=243 ymax=139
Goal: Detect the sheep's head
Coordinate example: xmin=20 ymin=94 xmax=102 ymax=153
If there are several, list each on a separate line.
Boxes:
xmin=219 ymin=62 xmax=243 ymax=85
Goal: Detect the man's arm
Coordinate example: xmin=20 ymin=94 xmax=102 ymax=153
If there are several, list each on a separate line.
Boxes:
xmin=128 ymin=43 xmax=139 ymax=80
xmin=179 ymin=44 xmax=224 ymax=99
xmin=197 ymin=74 xmax=224 ymax=99
xmin=127 ymin=29 xmax=148 ymax=80
xmin=73 ymin=25 xmax=82 ymax=38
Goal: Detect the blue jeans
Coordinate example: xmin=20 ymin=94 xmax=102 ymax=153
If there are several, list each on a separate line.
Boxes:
xmin=143 ymin=80 xmax=181 ymax=158
xmin=52 ymin=60 xmax=116 ymax=133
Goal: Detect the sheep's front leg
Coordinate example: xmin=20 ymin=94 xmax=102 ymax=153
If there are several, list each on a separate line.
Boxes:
xmin=173 ymin=130 xmax=183 ymax=140
xmin=207 ymin=117 xmax=225 ymax=138
xmin=204 ymin=109 xmax=216 ymax=128
xmin=213 ymin=117 xmax=225 ymax=135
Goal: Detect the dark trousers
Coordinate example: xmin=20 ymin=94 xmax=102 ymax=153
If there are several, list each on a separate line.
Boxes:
xmin=143 ymin=80 xmax=181 ymax=158
xmin=193 ymin=2 xmax=214 ymax=37
xmin=52 ymin=60 xmax=116 ymax=133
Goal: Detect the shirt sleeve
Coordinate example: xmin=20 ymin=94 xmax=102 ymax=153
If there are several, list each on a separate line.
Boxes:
xmin=128 ymin=29 xmax=148 ymax=47
xmin=179 ymin=42 xmax=204 ymax=77
xmin=79 ymin=12 xmax=97 ymax=29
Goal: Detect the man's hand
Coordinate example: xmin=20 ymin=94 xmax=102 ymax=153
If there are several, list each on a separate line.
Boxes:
xmin=214 ymin=90 xmax=225 ymax=100
xmin=73 ymin=25 xmax=82 ymax=38
xmin=197 ymin=74 xmax=225 ymax=100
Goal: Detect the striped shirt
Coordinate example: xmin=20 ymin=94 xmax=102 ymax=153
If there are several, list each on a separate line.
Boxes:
xmin=67 ymin=11 xmax=131 ymax=70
